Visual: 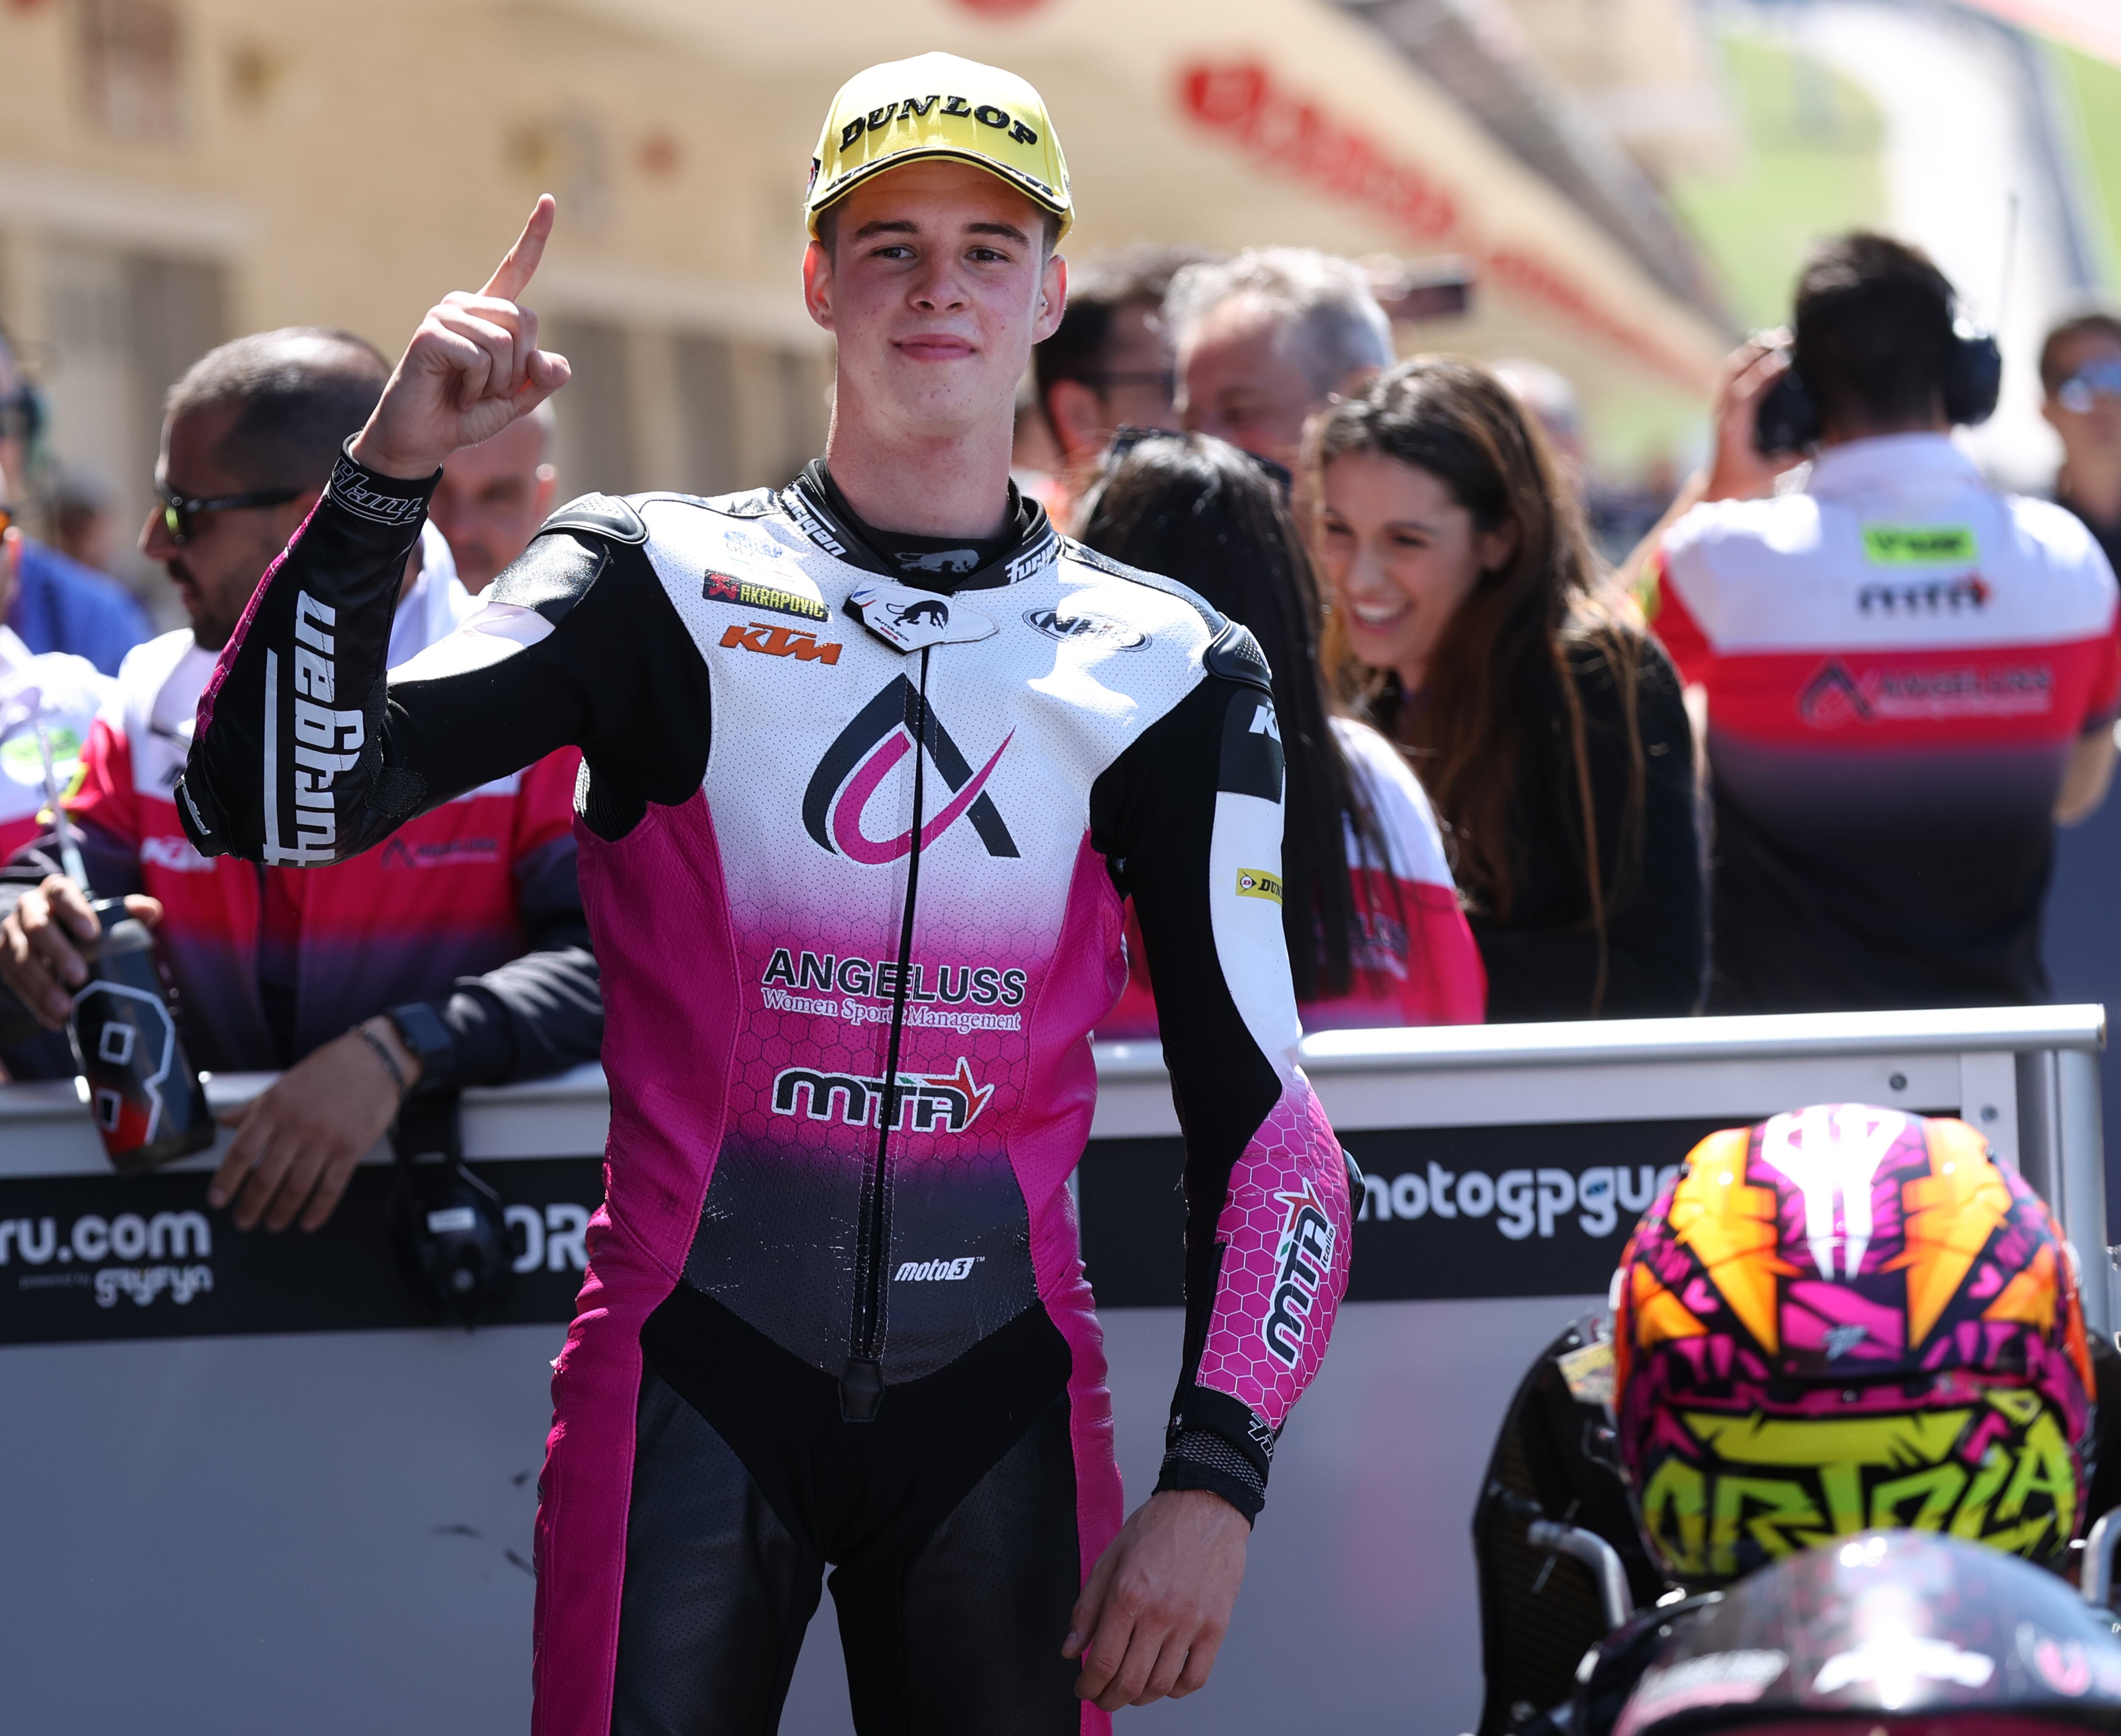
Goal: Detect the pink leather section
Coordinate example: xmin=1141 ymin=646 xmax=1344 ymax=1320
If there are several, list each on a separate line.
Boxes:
xmin=576 ymin=794 xmax=744 ymax=1266
xmin=531 ymin=793 xmax=744 ymax=1735
xmin=1195 ymin=1081 xmax=1352 ymax=1428
xmin=531 ymin=1208 xmax=660 ymax=1736
xmin=1014 ymin=836 xmax=1130 ymax=1590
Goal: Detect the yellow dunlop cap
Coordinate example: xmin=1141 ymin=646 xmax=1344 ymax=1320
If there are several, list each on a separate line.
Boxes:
xmin=807 ymin=52 xmax=1072 ymax=241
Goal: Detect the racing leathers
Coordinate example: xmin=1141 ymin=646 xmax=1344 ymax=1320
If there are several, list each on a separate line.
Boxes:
xmin=175 ymin=446 xmax=1354 ymax=1735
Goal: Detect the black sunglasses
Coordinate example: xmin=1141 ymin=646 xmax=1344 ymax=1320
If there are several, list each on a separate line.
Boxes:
xmin=156 ymin=481 xmax=301 ymax=546
xmin=1102 ymin=425 xmax=1296 ymax=503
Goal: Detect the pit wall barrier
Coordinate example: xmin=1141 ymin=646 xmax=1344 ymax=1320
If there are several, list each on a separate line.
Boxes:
xmin=0 ymin=1006 xmax=2105 ymax=1734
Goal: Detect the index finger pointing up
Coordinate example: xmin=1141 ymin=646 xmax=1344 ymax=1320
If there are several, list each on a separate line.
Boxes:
xmin=481 ymin=194 xmax=557 ymax=302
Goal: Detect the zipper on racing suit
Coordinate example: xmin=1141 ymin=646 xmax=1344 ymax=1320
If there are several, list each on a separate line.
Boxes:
xmin=842 ymin=644 xmax=932 ymax=1421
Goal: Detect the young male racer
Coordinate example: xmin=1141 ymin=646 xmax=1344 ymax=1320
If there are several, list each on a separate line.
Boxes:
xmin=175 ymin=53 xmax=1353 ymax=1734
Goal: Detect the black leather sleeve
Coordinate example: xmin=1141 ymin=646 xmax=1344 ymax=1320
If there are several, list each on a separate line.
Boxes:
xmin=179 ymin=462 xmax=713 ymax=865
xmin=1089 ymin=654 xmax=1293 ymax=1522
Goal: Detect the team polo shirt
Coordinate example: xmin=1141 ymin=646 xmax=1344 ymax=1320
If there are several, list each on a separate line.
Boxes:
xmin=1651 ymin=434 xmax=2121 ymax=1011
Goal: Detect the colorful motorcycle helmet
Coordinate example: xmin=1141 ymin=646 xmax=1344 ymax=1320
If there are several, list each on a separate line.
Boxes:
xmin=1613 ymin=1104 xmax=2094 ymax=1587
xmin=1612 ymin=1530 xmax=2121 ymax=1736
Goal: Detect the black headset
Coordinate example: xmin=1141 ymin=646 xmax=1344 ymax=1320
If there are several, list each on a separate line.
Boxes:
xmin=1754 ymin=316 xmax=2002 ymax=456
xmin=386 ymin=1090 xmax=514 ymax=1324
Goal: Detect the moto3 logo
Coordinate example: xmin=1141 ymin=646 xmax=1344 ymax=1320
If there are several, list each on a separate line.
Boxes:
xmin=1023 ymin=608 xmax=1147 ymax=650
xmin=802 ymin=677 xmax=1019 ymax=865
xmin=895 ymin=1256 xmax=983 ymax=1282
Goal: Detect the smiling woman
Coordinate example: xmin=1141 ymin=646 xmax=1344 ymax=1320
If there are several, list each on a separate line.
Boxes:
xmin=1311 ymin=358 xmax=1707 ymax=1021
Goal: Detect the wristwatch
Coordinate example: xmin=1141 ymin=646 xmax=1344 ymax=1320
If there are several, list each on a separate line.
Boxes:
xmin=386 ymin=1001 xmax=457 ymax=1092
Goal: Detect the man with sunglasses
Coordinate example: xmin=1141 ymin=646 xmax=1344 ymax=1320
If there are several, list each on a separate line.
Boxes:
xmin=1033 ymin=244 xmax=1215 ymax=513
xmin=0 ymin=327 xmax=150 ymax=676
xmin=0 ymin=326 xmax=600 ymax=1234
xmin=2041 ymin=308 xmax=2121 ymax=577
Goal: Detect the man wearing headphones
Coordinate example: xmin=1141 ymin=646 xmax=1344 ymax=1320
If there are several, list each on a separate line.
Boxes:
xmin=1648 ymin=232 xmax=2121 ymax=1012
xmin=173 ymin=53 xmax=1350 ymax=1735
xmin=0 ymin=328 xmax=151 ymax=675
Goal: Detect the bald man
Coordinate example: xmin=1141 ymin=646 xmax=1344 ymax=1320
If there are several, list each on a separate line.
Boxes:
xmin=428 ymin=400 xmax=557 ymax=593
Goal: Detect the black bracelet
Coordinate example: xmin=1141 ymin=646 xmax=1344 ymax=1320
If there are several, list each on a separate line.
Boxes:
xmin=355 ymin=1023 xmax=409 ymax=1099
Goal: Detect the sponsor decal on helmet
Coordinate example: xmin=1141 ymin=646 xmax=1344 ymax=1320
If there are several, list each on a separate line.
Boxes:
xmin=1812 ymin=1635 xmax=1994 ymax=1696
xmin=1613 ymin=1650 xmax=1788 ymax=1736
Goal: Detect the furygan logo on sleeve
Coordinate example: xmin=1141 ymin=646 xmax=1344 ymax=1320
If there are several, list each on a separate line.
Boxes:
xmin=262 ymin=590 xmax=358 ymax=867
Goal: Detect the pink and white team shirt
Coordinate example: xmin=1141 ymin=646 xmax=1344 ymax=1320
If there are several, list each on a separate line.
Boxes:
xmin=1652 ymin=433 xmax=2121 ymax=1009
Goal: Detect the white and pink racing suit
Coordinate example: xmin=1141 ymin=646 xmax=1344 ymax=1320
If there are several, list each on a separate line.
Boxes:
xmin=177 ymin=449 xmax=1354 ymax=1736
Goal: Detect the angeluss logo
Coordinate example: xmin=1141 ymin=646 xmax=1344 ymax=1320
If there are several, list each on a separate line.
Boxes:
xmin=1023 ymin=608 xmax=1147 ymax=650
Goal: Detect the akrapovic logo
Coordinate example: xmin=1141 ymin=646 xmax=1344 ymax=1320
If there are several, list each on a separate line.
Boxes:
xmin=703 ymin=571 xmax=829 ymax=623
xmin=771 ymin=1056 xmax=993 ymax=1134
xmin=802 ymin=677 xmax=1019 ymax=865
xmin=263 ymin=590 xmax=359 ymax=866
xmin=1263 ymin=1179 xmax=1335 ymax=1368
xmin=895 ymin=1256 xmax=983 ymax=1282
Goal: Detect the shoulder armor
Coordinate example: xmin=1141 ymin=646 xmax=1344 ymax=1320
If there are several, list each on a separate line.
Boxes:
xmin=1061 ymin=536 xmax=1228 ymax=633
xmin=538 ymin=492 xmax=647 ymax=546
xmin=1061 ymin=539 xmax=1139 ymax=582
xmin=1204 ymin=620 xmax=1273 ymax=692
xmin=491 ymin=529 xmax=608 ymax=625
xmin=701 ymin=487 xmax=779 ymax=520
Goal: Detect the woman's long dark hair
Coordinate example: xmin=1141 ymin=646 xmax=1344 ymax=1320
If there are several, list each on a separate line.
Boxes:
xmin=1312 ymin=358 xmax=1648 ymax=1011
xmin=1077 ymin=434 xmax=1379 ymax=1000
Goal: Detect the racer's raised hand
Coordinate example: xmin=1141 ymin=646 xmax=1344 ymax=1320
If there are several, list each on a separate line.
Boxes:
xmin=349 ymin=195 xmax=571 ymax=482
